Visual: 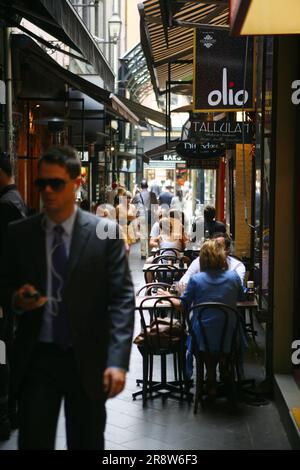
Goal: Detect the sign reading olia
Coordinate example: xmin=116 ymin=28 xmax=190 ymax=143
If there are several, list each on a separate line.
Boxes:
xmin=208 ymin=68 xmax=249 ymax=107
xmin=193 ymin=30 xmax=254 ymax=112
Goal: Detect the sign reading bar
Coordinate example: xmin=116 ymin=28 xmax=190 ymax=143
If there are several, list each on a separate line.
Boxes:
xmin=189 ymin=121 xmax=254 ymax=144
xmin=186 ymin=157 xmax=220 ymax=170
xmin=176 ymin=141 xmax=226 ymax=159
xmin=193 ymin=29 xmax=254 ymax=112
xmin=151 ymin=154 xmax=183 ymax=162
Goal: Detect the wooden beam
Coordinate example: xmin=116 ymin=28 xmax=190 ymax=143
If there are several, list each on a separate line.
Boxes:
xmin=159 ymin=0 xmax=170 ymax=46
xmin=174 ymin=19 xmax=229 ymax=30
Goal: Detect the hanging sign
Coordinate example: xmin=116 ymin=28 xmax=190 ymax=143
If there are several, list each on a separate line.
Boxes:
xmin=176 ymin=141 xmax=225 ymax=159
xmin=186 ymin=157 xmax=220 ymax=169
xmin=189 ymin=120 xmax=254 ymax=144
xmin=193 ymin=29 xmax=254 ymax=112
xmin=151 ymin=154 xmax=183 ymax=162
xmin=162 ymin=154 xmax=182 ymax=162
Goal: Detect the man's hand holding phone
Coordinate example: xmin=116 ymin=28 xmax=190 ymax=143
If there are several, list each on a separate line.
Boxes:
xmin=14 ymin=284 xmax=47 ymax=311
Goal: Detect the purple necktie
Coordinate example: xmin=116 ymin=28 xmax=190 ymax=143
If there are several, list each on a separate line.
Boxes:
xmin=51 ymin=225 xmax=70 ymax=350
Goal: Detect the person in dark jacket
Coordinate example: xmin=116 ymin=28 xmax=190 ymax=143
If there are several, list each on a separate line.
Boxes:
xmin=204 ymin=205 xmax=226 ymax=237
xmin=0 ymin=154 xmax=27 ymax=247
xmin=158 ymin=184 xmax=174 ymax=207
xmin=0 ymin=153 xmax=27 ymax=440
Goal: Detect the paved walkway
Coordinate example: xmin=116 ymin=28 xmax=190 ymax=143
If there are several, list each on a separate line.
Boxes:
xmin=0 ymin=243 xmax=291 ymax=450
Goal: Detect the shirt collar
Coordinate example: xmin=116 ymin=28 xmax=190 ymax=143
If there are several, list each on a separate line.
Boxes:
xmin=45 ymin=205 xmax=78 ymax=237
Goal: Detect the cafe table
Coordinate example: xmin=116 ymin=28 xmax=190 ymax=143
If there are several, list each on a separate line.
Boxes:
xmin=236 ymin=298 xmax=259 ymax=346
xmin=142 ymin=262 xmax=188 ymax=273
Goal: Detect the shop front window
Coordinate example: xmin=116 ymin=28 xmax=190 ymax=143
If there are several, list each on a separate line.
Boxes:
xmin=254 ymin=37 xmax=273 ymax=310
xmin=261 ymin=38 xmax=273 ymax=308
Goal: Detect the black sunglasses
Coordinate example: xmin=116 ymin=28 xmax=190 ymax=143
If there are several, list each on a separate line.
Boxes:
xmin=34 ymin=178 xmax=67 ymax=192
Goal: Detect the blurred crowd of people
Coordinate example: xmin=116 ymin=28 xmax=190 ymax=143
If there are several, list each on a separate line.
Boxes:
xmin=75 ymin=178 xmax=226 ymax=264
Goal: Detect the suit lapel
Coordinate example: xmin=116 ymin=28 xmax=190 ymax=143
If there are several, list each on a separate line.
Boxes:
xmin=67 ymin=208 xmax=91 ymax=279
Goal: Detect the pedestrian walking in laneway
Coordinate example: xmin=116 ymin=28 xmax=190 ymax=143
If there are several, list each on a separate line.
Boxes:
xmin=0 ymin=153 xmax=27 ymax=441
xmin=0 ymin=145 xmax=135 ymax=450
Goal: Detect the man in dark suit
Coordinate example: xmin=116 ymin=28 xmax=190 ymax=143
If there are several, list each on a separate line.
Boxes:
xmin=0 ymin=153 xmax=27 ymax=440
xmin=0 ymin=146 xmax=135 ymax=449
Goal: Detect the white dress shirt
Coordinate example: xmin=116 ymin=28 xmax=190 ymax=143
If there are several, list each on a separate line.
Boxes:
xmin=39 ymin=207 xmax=77 ymax=343
xmin=180 ymin=255 xmax=246 ymax=286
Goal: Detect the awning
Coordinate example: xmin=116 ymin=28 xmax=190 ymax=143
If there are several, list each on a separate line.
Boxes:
xmin=139 ymin=0 xmax=229 ymax=95
xmin=110 ymin=95 xmax=139 ymax=126
xmin=143 ymin=139 xmax=179 ymax=163
xmin=118 ymin=43 xmax=167 ymax=126
xmin=12 ymin=34 xmax=166 ymax=128
xmin=172 ymin=104 xmax=193 ymax=113
xmin=0 ymin=0 xmax=114 ymax=88
xmin=115 ymin=95 xmax=167 ymax=128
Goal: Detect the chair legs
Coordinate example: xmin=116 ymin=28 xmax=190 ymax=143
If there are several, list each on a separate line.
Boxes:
xmin=194 ymin=353 xmax=204 ymax=414
xmin=132 ymin=351 xmax=193 ymax=405
xmin=193 ymin=353 xmax=242 ymax=413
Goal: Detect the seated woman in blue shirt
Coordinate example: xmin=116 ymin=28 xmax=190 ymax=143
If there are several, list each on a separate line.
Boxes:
xmin=158 ymin=239 xmax=246 ymax=394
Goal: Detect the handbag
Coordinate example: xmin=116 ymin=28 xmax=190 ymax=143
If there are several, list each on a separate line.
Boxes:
xmin=134 ymin=317 xmax=185 ymax=349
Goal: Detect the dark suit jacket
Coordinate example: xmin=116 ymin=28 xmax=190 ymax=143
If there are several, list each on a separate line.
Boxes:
xmin=0 ymin=184 xmax=27 ymax=252
xmin=0 ymin=209 xmax=135 ymax=400
xmin=204 ymin=220 xmax=226 ymax=237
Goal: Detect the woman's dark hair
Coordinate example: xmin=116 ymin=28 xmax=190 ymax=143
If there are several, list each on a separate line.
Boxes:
xmin=38 ymin=145 xmax=81 ymax=179
xmin=204 ymin=205 xmax=216 ymax=222
xmin=212 ymin=232 xmax=231 ymax=250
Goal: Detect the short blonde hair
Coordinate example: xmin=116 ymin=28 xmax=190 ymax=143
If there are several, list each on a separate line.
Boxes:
xmin=199 ymin=240 xmax=228 ymax=271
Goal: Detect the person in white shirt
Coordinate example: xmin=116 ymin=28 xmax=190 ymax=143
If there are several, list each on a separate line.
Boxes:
xmin=171 ymin=190 xmax=185 ymax=211
xmin=180 ymin=233 xmax=246 ymax=286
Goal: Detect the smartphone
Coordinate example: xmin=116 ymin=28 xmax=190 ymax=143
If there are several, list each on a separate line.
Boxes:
xmin=23 ymin=291 xmax=41 ymax=301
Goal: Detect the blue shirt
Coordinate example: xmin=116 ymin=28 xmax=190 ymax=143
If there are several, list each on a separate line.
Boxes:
xmin=180 ymin=270 xmax=246 ymax=376
xmin=38 ymin=207 xmax=77 ymax=343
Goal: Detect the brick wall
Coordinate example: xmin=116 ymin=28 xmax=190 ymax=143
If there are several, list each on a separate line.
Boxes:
xmin=234 ymin=144 xmax=252 ymax=257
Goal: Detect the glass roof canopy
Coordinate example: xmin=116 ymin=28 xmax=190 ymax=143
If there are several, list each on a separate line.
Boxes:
xmin=120 ymin=43 xmax=153 ymax=104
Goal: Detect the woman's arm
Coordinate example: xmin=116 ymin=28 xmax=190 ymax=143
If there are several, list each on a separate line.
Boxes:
xmin=150 ymin=236 xmax=160 ymax=248
xmin=157 ymin=276 xmax=197 ymax=311
xmin=180 ymin=277 xmax=196 ymax=311
xmin=156 ymin=289 xmax=181 ymax=307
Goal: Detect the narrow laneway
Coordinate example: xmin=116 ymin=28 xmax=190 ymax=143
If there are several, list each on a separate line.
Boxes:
xmin=105 ymin=244 xmax=291 ymax=450
xmin=0 ymin=243 xmax=291 ymax=450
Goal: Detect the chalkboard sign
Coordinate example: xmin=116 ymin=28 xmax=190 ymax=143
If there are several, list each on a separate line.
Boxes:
xmin=189 ymin=121 xmax=254 ymax=144
xmin=176 ymin=141 xmax=226 ymax=159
